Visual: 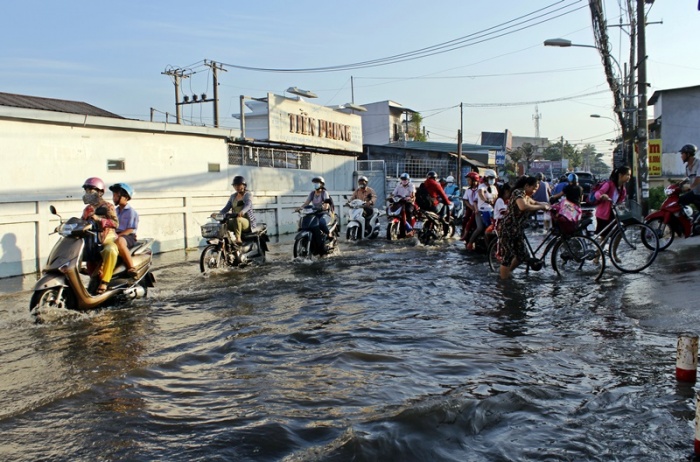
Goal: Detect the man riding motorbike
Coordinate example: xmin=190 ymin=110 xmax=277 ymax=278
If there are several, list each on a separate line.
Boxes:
xmin=423 ymin=171 xmax=451 ymax=222
xmin=679 ymin=144 xmax=700 ymax=209
xmin=350 ymin=175 xmax=376 ymax=230
xmin=81 ymin=177 xmax=119 ymax=295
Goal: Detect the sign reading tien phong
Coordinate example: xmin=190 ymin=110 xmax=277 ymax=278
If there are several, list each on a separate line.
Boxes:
xmin=267 ymin=93 xmax=363 ymax=152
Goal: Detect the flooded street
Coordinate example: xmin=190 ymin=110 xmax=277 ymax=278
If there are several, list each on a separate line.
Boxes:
xmin=0 ymin=232 xmax=698 ymax=461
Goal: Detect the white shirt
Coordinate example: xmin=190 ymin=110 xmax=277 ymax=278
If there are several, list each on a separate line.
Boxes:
xmin=493 ymin=197 xmax=508 ymax=220
xmin=477 ymin=183 xmax=498 ymax=212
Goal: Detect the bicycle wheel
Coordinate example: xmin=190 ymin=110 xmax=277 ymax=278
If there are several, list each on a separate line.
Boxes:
xmin=488 ymin=238 xmax=501 ymax=272
xmin=609 ymin=222 xmax=659 ymax=273
xmin=644 ymin=217 xmax=674 ymax=251
xmin=551 ymin=235 xmax=606 ymax=281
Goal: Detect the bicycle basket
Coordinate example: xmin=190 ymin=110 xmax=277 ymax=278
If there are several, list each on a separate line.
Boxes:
xmin=201 ymin=222 xmax=226 ymax=238
xmin=617 ymin=200 xmax=643 ymax=225
xmin=553 ymin=215 xmax=579 ymax=235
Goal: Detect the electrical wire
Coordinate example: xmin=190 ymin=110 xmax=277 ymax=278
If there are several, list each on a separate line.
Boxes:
xmin=216 ymin=1 xmax=586 ymax=73
xmin=461 ymin=90 xmax=609 ymax=107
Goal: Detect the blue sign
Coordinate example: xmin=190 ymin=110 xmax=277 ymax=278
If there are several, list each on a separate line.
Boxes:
xmin=495 ymin=151 xmax=506 ymax=165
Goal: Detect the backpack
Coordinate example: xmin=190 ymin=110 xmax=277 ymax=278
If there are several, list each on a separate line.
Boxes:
xmin=587 ymin=180 xmax=608 ymax=205
xmin=415 ymin=183 xmax=432 ymax=210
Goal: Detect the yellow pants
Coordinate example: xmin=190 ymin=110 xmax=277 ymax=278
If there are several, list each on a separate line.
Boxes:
xmin=99 ymin=234 xmax=119 ymax=283
xmin=229 ymin=216 xmax=250 ymax=242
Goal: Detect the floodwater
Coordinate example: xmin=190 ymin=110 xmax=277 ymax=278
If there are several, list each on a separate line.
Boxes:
xmin=0 ymin=232 xmax=699 ymax=461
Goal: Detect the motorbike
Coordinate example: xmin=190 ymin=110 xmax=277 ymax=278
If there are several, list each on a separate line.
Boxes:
xmin=386 ymin=196 xmax=416 ymax=240
xmin=462 ymin=208 xmax=495 ymax=253
xmin=200 ymin=213 xmax=269 ymax=273
xmin=645 ymin=182 xmax=700 ymax=251
xmin=293 ymin=205 xmax=340 ymax=258
xmin=29 ymin=206 xmax=156 ymax=319
xmin=415 ymin=207 xmax=447 ymax=245
xmin=345 ymin=199 xmax=382 ymax=241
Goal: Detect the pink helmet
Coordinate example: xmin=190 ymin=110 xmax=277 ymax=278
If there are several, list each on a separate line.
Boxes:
xmin=466 ymin=171 xmax=480 ymax=182
xmin=82 ymin=177 xmax=105 ymax=192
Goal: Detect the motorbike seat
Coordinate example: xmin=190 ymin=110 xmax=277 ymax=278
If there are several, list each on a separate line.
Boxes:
xmin=242 ymin=224 xmax=268 ymax=241
xmin=131 ymin=238 xmax=154 ymax=255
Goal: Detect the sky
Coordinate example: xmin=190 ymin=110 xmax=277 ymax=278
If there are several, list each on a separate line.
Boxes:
xmin=2 ymin=0 xmax=698 ymax=161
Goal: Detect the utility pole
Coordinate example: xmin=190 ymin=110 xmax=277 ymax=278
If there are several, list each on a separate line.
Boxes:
xmin=458 ymin=103 xmax=463 ymax=190
xmin=636 ymin=0 xmax=649 ymax=214
xmin=205 ymin=60 xmax=227 ymax=128
xmin=161 ymin=68 xmax=190 ymax=124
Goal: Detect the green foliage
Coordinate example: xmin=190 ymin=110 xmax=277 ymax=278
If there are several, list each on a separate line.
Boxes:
xmin=648 ymin=186 xmax=666 ymax=212
xmin=408 ymin=113 xmax=427 ymax=142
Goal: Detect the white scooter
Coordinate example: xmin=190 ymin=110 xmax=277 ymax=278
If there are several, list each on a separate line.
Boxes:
xmin=345 ymin=199 xmax=382 ymax=241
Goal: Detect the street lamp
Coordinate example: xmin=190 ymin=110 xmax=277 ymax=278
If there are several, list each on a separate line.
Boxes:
xmin=544 ymin=38 xmax=624 ymax=78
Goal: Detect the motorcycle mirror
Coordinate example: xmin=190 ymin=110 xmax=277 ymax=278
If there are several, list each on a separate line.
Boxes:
xmin=49 ymin=205 xmax=57 ymax=215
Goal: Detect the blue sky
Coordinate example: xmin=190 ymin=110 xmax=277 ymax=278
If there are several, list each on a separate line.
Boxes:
xmin=2 ymin=0 xmax=697 ymax=159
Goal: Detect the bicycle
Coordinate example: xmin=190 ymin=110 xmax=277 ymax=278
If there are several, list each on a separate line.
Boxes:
xmin=590 ymin=200 xmax=659 ymax=273
xmin=488 ymin=215 xmax=606 ymax=281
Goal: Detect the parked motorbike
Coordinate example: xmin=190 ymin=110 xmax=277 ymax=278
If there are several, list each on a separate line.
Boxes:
xmin=386 ymin=196 xmax=416 ymax=240
xmin=645 ymin=182 xmax=700 ymax=250
xmin=293 ymin=206 xmax=340 ymax=258
xmin=200 ymin=214 xmax=269 ymax=273
xmin=29 ymin=206 xmax=156 ymax=319
xmin=345 ymin=199 xmax=382 ymax=241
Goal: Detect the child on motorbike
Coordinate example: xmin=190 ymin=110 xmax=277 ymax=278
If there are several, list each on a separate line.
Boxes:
xmin=467 ymin=169 xmax=498 ymax=251
xmin=110 ymin=183 xmax=139 ymax=278
xmin=390 ymin=173 xmax=417 ymax=235
xmin=81 ymin=177 xmax=119 ymax=294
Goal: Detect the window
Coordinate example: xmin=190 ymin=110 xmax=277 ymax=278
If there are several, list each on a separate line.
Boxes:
xmin=107 ymin=159 xmax=125 ymax=171
xmin=227 ymin=144 xmax=311 ymax=170
xmin=208 ymin=163 xmax=221 ymax=172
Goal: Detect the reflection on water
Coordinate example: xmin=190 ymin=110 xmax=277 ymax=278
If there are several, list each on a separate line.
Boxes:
xmin=0 ymin=237 xmax=696 ymax=461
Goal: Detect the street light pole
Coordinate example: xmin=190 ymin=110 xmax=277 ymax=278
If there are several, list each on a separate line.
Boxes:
xmin=636 ymin=0 xmax=649 ymax=214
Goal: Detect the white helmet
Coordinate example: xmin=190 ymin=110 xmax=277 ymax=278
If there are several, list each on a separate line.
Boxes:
xmin=445 ymin=175 xmax=455 ymax=183
xmin=483 ymin=169 xmax=497 ymax=179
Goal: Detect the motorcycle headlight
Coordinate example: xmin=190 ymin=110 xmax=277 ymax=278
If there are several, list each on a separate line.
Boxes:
xmin=664 ymin=187 xmax=674 ymax=196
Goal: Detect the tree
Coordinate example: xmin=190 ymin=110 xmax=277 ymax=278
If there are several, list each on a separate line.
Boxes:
xmin=514 ymin=142 xmax=536 ymax=173
xmin=407 ymin=113 xmax=427 ymax=142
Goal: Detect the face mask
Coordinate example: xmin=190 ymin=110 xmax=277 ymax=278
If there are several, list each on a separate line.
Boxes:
xmin=359 ymin=183 xmax=367 ymax=189
xmin=488 ymin=179 xmax=495 ymax=185
xmin=82 ymin=192 xmax=100 ymax=205
xmin=401 ymin=180 xmax=409 ymax=186
xmin=313 ymin=183 xmax=322 ymax=190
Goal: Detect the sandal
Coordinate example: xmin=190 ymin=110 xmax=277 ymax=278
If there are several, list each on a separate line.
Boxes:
xmin=96 ymin=282 xmax=108 ymax=294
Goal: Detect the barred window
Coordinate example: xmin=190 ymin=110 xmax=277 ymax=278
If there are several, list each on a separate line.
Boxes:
xmin=227 ymin=144 xmax=311 ymax=170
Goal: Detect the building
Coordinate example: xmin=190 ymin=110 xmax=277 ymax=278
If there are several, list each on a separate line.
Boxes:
xmin=0 ymin=91 xmax=363 ymax=278
xmin=357 ymin=100 xmax=418 ymax=145
xmin=648 ymin=84 xmax=700 ymax=176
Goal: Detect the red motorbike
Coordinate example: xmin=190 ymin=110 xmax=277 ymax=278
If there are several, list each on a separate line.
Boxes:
xmin=386 ymin=196 xmax=416 ymax=240
xmin=645 ymin=182 xmax=700 ymax=251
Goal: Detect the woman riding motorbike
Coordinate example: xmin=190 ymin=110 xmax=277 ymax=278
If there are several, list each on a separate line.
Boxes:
xmin=216 ymin=175 xmax=257 ymax=246
xmin=81 ymin=177 xmax=119 ymax=294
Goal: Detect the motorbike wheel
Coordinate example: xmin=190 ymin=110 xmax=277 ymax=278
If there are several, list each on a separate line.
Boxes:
xmin=199 ymin=244 xmax=225 ymax=274
xmin=387 ymin=222 xmax=400 ymax=241
xmin=29 ymin=288 xmax=76 ymax=316
xmin=346 ymin=226 xmax=359 ymax=241
xmin=294 ymin=236 xmax=311 ymax=259
xmin=444 ymin=221 xmax=456 ymax=238
xmin=645 ymin=217 xmax=674 ymax=251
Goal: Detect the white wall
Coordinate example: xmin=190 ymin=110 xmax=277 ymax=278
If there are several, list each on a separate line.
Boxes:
xmin=0 ymin=107 xmax=357 ymax=278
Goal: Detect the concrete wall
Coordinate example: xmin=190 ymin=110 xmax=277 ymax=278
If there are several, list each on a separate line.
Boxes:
xmin=652 ymin=89 xmax=700 ymax=153
xmin=0 ymin=107 xmax=357 ymax=278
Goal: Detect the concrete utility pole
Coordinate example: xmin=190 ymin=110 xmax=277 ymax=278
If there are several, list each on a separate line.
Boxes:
xmin=205 ymin=60 xmax=227 ymax=128
xmin=161 ymin=68 xmax=190 ymax=124
xmin=636 ymin=0 xmax=649 ymax=214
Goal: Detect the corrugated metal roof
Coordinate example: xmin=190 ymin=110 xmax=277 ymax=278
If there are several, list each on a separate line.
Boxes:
xmin=0 ymin=92 xmax=124 ymax=119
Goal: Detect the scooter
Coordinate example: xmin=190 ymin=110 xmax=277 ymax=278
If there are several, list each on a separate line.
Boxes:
xmin=645 ymin=182 xmax=700 ymax=251
xmin=29 ymin=206 xmax=156 ymax=319
xmin=345 ymin=199 xmax=382 ymax=241
xmin=293 ymin=205 xmax=340 ymax=258
xmin=199 ymin=213 xmax=269 ymax=273
xmin=386 ymin=196 xmax=416 ymax=240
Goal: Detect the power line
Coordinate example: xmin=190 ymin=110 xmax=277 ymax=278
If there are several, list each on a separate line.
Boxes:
xmin=216 ymin=1 xmax=585 ymax=73
xmin=462 ymin=90 xmax=609 ymax=107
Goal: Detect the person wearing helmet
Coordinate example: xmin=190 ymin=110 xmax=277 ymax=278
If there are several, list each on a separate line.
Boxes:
xmin=423 ymin=171 xmax=451 ymax=220
xmin=110 ymin=183 xmax=139 ymax=277
xmin=391 ymin=173 xmax=417 ymax=234
xmin=551 ymin=173 xmax=570 ymax=199
xmin=299 ymin=176 xmax=334 ymax=237
xmin=443 ymin=175 xmax=459 ymax=197
xmin=679 ymin=144 xmax=700 ymax=208
xmin=350 ymin=176 xmax=377 ymax=228
xmin=80 ymin=177 xmax=119 ymax=294
xmin=460 ymin=171 xmax=480 ymax=240
xmin=466 ymin=169 xmax=499 ymax=250
xmin=217 ymin=175 xmax=257 ymax=245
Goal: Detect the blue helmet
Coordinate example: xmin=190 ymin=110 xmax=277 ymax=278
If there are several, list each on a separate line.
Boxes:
xmin=567 ymin=173 xmax=578 ymax=184
xmin=109 ymin=182 xmax=134 ymax=199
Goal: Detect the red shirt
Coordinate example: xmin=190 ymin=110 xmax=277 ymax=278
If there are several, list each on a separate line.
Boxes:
xmin=423 ymin=178 xmax=451 ymax=206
